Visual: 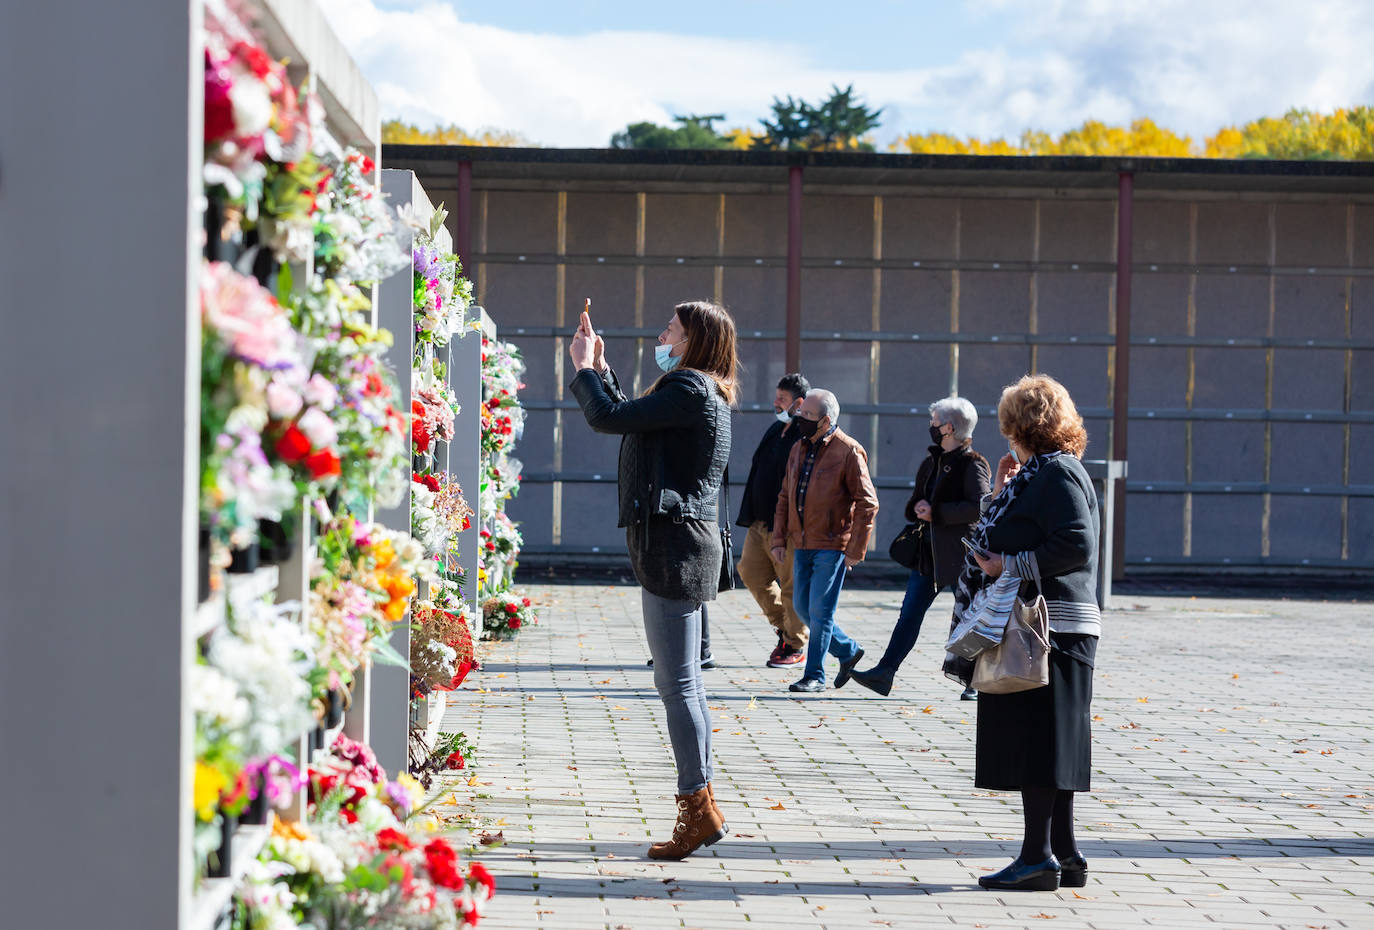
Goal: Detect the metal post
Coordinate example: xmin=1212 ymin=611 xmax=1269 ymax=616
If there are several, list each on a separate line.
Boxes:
xmin=456 ymin=159 xmax=473 ymax=277
xmin=1112 ymin=171 xmax=1134 ymax=581
xmin=786 ymin=164 xmax=803 ymax=371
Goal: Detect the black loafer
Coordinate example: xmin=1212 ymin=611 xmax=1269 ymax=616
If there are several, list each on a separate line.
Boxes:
xmin=1057 ymin=853 xmax=1088 ymax=888
xmin=978 ymin=856 xmax=1060 ymax=891
xmin=788 ymin=677 xmax=825 ymax=693
xmin=960 ymin=686 xmax=978 ymax=701
xmin=849 ymin=666 xmax=894 ymax=696
xmin=700 ymin=654 xmax=717 ymax=669
xmin=833 ymin=648 xmax=865 ymax=689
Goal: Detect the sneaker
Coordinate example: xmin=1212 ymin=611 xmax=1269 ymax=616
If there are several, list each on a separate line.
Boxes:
xmin=768 ymin=642 xmax=805 ymax=668
xmin=765 ymin=633 xmax=786 ymax=668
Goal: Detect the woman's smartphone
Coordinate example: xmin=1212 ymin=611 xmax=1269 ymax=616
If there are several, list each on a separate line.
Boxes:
xmin=961 ymin=536 xmax=990 ymax=559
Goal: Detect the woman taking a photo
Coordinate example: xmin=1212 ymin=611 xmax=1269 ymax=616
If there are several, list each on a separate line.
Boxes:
xmin=850 ymin=396 xmax=990 ymax=698
xmin=947 ymin=374 xmax=1101 ymax=891
xmin=567 ymin=299 xmax=737 ymax=861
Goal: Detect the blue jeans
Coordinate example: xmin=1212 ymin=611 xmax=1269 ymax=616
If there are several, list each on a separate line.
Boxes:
xmin=641 ymin=590 xmax=713 ymax=794
xmin=792 ymin=549 xmax=862 ymax=683
xmin=876 ymin=570 xmax=938 ymax=672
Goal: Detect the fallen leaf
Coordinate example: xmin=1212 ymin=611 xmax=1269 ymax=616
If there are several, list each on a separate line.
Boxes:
xmin=1092 ymin=715 xmax=1104 ymax=721
xmin=467 ymin=775 xmax=479 ymax=786
xmin=922 ymin=706 xmax=935 ymax=714
xmin=1320 ymin=749 xmax=1335 ymax=756
xmin=1232 ymin=673 xmax=1239 ymax=679
xmin=1137 ymin=696 xmax=1149 ymax=703
xmin=597 ymin=679 xmax=612 ymax=685
xmin=770 ymin=802 xmax=786 ymax=810
xmin=1072 ymin=892 xmax=1096 ymax=900
xmin=1031 ymin=913 xmax=1057 ymax=919
xmin=477 ymin=830 xmax=505 ymax=846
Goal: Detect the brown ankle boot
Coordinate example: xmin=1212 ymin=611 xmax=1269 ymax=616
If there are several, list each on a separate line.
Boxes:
xmin=706 ymin=782 xmax=727 ymax=831
xmin=647 ymin=786 xmax=725 ymax=860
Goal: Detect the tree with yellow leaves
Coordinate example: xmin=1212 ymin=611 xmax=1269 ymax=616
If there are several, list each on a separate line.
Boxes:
xmin=382 ymin=120 xmax=532 ymax=146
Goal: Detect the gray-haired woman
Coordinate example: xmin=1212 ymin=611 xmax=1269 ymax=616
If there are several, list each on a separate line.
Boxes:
xmin=850 ymin=397 xmax=990 ymax=697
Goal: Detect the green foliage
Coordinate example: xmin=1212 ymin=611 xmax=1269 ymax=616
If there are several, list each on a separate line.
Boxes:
xmin=610 ymin=113 xmax=732 ymax=149
xmin=755 ymin=84 xmax=883 ymax=151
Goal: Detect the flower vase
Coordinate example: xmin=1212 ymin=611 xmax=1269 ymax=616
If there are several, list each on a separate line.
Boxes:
xmin=240 ymin=772 xmax=268 ymax=826
xmin=324 ymin=689 xmax=343 ymax=729
xmin=258 ymin=519 xmax=295 ymax=566
xmin=207 ymin=811 xmax=237 ymax=878
xmin=227 ymin=541 xmax=260 ymax=574
xmin=197 ymin=525 xmax=212 ymax=603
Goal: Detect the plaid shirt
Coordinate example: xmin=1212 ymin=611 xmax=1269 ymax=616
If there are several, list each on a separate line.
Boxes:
xmin=794 ymin=426 xmax=836 ymax=525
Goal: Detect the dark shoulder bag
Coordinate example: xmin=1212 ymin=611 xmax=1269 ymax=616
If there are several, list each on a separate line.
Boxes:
xmin=718 ymin=465 xmax=735 ymax=591
xmin=888 ymin=520 xmax=925 ymax=568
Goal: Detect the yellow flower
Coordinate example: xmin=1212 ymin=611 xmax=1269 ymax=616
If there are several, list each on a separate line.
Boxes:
xmin=194 ymin=761 xmax=229 ymax=822
xmin=395 ymin=772 xmax=425 ymax=808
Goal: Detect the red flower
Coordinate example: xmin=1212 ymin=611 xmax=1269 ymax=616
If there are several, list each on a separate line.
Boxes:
xmin=377 ymin=827 xmax=414 ymax=851
xmin=462 ymin=516 xmax=471 ymax=531
xmin=521 ymin=598 xmax=531 ymax=608
xmin=275 ymin=424 xmax=311 ymax=463
xmin=508 ymin=617 xmax=521 ymax=630
xmin=232 ymin=40 xmax=274 ymax=78
xmin=422 ymin=474 xmax=441 ymax=493
xmin=304 ymin=449 xmax=341 ymax=479
xmin=469 ymin=862 xmax=496 ymax=897
xmin=423 ymin=838 xmax=465 ymax=890
xmin=485 ymin=541 xmax=496 ymax=552
xmin=445 ymin=751 xmax=466 ymax=770
xmin=361 ymin=155 xmax=376 ymax=175
xmin=505 ymin=602 xmax=518 ymax=615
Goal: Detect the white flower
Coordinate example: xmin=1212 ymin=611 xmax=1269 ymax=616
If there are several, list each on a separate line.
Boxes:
xmin=228 ymin=74 xmax=272 ymax=136
xmin=297 ymin=406 xmax=338 ymax=450
xmin=266 ymin=380 xmax=304 ymax=419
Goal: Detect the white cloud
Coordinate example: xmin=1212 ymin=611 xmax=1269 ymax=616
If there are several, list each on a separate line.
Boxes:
xmin=319 ymin=0 xmax=1374 ymax=147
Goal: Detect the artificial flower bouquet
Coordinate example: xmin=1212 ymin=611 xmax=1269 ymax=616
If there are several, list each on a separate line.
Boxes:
xmin=310 ymin=503 xmax=435 ymax=686
xmin=410 ymin=208 xmax=473 ymax=353
xmin=410 ymin=600 xmax=476 ymax=698
xmin=314 ymin=150 xmax=410 ymax=285
xmin=235 ymin=734 xmax=494 ymax=929
xmin=202 ymin=8 xmax=311 ymax=204
xmin=480 ymin=592 xmax=537 ymax=641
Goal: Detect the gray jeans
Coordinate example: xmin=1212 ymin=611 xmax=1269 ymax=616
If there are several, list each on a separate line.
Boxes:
xmin=641 ymin=589 xmax=713 ymax=794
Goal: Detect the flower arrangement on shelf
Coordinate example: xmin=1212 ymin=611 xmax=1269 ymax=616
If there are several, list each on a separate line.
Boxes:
xmin=476 ymin=337 xmax=528 ymax=601
xmin=235 ymin=734 xmax=493 ymax=929
xmin=481 ymin=593 xmax=538 ymax=641
xmin=202 ymin=10 xmax=310 ymax=203
xmin=411 ymin=372 xmax=457 ymax=457
xmin=409 ymin=207 xmax=473 ymax=355
xmin=310 ymin=504 xmax=434 ymax=689
xmin=314 ymin=150 xmax=410 ymax=285
xmin=410 ymin=601 xmax=475 ymax=698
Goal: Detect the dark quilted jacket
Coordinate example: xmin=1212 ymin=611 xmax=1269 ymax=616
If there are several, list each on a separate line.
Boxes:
xmin=569 ymin=366 xmax=732 ymax=527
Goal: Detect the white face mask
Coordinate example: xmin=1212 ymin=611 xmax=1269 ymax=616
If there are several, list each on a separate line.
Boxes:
xmin=775 ymin=407 xmax=793 ymax=424
xmin=654 ymin=340 xmax=685 ymax=372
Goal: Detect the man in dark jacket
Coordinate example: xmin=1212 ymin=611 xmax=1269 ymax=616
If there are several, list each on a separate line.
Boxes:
xmin=770 ymin=389 xmax=879 ymax=693
xmin=736 ymin=373 xmax=810 ymax=667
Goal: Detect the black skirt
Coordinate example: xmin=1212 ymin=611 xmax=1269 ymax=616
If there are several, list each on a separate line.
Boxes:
xmin=974 ymin=633 xmax=1097 ymax=792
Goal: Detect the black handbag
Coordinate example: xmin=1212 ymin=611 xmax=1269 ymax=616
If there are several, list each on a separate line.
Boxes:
xmin=888 ymin=521 xmax=925 ymax=568
xmin=718 ymin=466 xmax=735 ymax=591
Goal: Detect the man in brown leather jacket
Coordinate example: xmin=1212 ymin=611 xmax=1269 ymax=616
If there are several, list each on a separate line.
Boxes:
xmin=770 ymin=388 xmax=879 ymax=693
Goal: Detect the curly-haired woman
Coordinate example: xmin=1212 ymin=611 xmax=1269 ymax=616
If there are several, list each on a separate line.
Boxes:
xmin=946 ymin=374 xmax=1101 ymax=891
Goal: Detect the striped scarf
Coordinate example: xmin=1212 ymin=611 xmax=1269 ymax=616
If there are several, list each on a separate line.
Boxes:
xmin=942 ymin=451 xmax=1061 ymax=685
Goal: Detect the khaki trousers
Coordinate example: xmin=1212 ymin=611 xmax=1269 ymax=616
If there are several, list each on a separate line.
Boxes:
xmin=737 ymin=521 xmax=807 ymax=649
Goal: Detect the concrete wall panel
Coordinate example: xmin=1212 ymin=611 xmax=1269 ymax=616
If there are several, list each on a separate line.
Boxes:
xmin=1269 ymin=423 xmax=1345 ymax=486
xmin=880 ymin=269 xmax=952 ymax=333
xmin=724 ymin=193 xmax=788 ymax=256
xmin=803 ymin=194 xmax=874 ymax=259
xmin=1129 ymin=347 xmax=1189 ymax=407
xmin=1036 ymin=272 xmax=1112 ymax=334
xmin=565 ymin=191 xmax=636 ymax=256
xmin=1124 ymin=492 xmax=1183 ymax=561
xmin=1190 ymin=495 xmax=1263 ymax=560
xmin=1274 ymin=276 xmax=1348 ymax=340
xmin=1268 ymin=495 xmax=1344 ymax=562
xmin=1271 ymin=348 xmax=1347 ymax=411
xmin=1192 ymin=421 xmax=1266 ymax=483
xmin=722 ymin=266 xmax=787 ymax=331
xmin=1039 ymin=200 xmax=1115 ymax=263
xmin=1196 ymin=202 xmax=1270 ymax=265
xmin=481 ymin=262 xmax=555 ymax=325
xmin=566 ymin=265 xmax=638 ymax=329
xmin=959 ymin=271 xmax=1031 ymax=334
xmin=646 ymin=193 xmax=720 ymax=256
xmin=1132 ymin=273 xmax=1191 ymax=337
xmin=1127 ymin=420 xmax=1187 ymax=482
xmin=882 ymin=196 xmax=959 ymax=260
xmin=1132 ymin=200 xmax=1191 ymax=265
xmin=801 ymin=267 xmax=875 ymax=330
xmin=877 ymin=343 xmax=952 ymax=412
xmin=1275 ymin=202 xmax=1348 ymax=267
xmin=1195 ymin=274 xmax=1269 ymax=338
xmin=486 ymin=190 xmax=558 ymax=253
xmin=1192 ymin=348 xmax=1267 ymax=408
xmin=961 ymin=198 xmax=1035 ymax=261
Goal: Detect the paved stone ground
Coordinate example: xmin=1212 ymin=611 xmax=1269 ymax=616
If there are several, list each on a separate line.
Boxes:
xmin=445 ymin=582 xmax=1374 ymax=929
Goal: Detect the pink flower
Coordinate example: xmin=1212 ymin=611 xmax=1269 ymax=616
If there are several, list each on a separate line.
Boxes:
xmin=297 ymin=406 xmax=338 ymax=450
xmin=303 ymin=373 xmax=339 ymax=411
xmin=266 ymin=380 xmax=303 ymax=419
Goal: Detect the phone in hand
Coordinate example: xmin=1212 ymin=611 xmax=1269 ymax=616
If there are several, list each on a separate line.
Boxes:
xmin=961 ymin=536 xmax=990 ymax=559
xmin=580 ymin=297 xmax=593 ymax=335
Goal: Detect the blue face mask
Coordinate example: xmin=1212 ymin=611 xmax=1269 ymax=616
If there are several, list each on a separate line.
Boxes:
xmin=655 ymin=341 xmax=684 ymax=372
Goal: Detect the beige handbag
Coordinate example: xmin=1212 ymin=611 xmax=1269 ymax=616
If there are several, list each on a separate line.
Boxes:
xmin=971 ymin=562 xmax=1050 ymax=694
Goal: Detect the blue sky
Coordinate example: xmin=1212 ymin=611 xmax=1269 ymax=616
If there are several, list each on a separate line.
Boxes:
xmin=324 ymin=0 xmax=1374 ymax=148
